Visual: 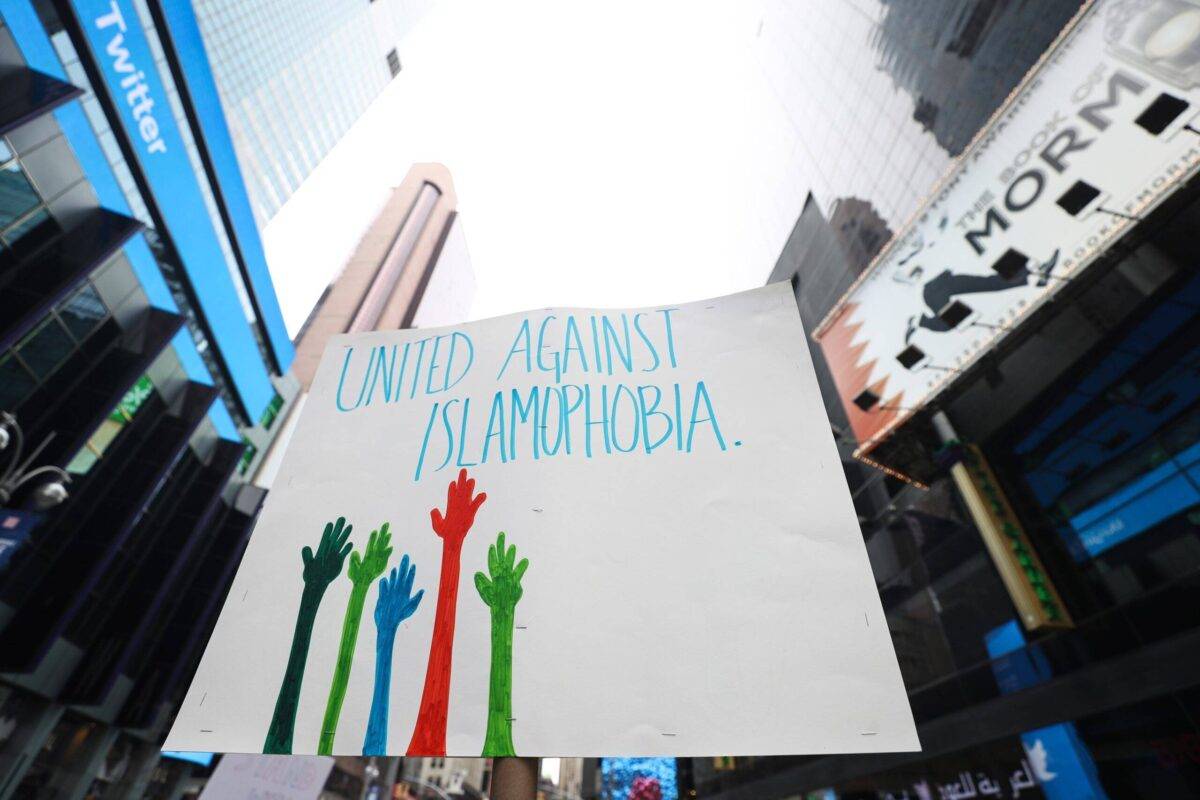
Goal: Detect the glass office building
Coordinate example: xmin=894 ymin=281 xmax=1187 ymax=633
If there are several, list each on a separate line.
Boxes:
xmin=0 ymin=0 xmax=297 ymax=795
xmin=697 ymin=0 xmax=1200 ymax=798
xmin=191 ymin=0 xmax=433 ymax=224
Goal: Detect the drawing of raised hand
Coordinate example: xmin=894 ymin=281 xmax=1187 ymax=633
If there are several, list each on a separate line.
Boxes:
xmin=408 ymin=468 xmax=488 ymax=755
xmin=264 ymin=517 xmax=353 ymax=754
xmin=475 ymin=531 xmax=529 ymax=612
xmin=319 ymin=523 xmax=394 ymax=755
xmin=430 ymin=468 xmax=488 ymax=547
xmin=474 ymin=531 xmax=529 ymax=756
xmin=363 ymin=556 xmax=424 ymax=756
xmin=348 ymin=524 xmax=394 ymax=588
xmin=303 ymin=516 xmax=354 ymax=590
xmin=375 ymin=555 xmax=424 ymax=633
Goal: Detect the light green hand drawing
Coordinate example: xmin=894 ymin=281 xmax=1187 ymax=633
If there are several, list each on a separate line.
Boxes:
xmin=318 ymin=523 xmax=393 ymax=754
xmin=474 ymin=531 xmax=529 ymax=756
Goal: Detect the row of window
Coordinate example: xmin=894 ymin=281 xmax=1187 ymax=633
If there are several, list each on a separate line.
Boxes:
xmin=0 ymin=140 xmax=58 ymax=262
xmin=0 ymin=283 xmax=110 ymax=412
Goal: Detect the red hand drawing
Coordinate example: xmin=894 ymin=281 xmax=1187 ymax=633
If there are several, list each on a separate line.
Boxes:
xmin=407 ymin=468 xmax=487 ymax=755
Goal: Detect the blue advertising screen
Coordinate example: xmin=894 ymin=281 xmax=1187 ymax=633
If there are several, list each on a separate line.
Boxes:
xmin=600 ymin=758 xmax=678 ymax=800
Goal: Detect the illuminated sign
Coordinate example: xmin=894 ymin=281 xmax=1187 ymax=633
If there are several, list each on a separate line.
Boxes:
xmin=68 ymin=0 xmax=276 ymax=417
xmin=814 ymin=0 xmax=1200 ymax=459
xmin=951 ymin=445 xmax=1072 ymax=631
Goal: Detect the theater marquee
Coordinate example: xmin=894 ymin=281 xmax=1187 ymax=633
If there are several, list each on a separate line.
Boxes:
xmin=814 ymin=0 xmax=1200 ymax=456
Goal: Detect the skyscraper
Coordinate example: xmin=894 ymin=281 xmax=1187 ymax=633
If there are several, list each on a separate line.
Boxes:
xmin=699 ymin=0 xmax=1200 ymax=796
xmin=190 ymin=0 xmax=434 ymax=224
xmin=0 ymin=0 xmax=298 ymax=794
xmin=289 ymin=161 xmax=473 ymax=391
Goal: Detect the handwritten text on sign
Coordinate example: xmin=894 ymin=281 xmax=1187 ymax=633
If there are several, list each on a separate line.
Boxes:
xmin=333 ymin=310 xmax=735 ymax=480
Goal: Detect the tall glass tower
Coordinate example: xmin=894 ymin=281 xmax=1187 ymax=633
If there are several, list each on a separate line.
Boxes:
xmin=191 ymin=0 xmax=433 ymax=224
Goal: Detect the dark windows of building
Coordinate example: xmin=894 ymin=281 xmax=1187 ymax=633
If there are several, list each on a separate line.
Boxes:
xmin=0 ymin=141 xmax=58 ymax=260
xmin=1011 ymin=270 xmax=1200 ymax=611
xmin=387 ymin=49 xmax=401 ymax=78
xmin=0 ymin=282 xmax=111 ymax=412
xmin=19 ymin=318 xmax=75 ymax=380
xmin=0 ymin=160 xmax=42 ymax=229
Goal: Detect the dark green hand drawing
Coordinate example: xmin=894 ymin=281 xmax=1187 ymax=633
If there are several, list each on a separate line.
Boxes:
xmin=264 ymin=517 xmax=353 ymax=754
xmin=474 ymin=531 xmax=529 ymax=756
xmin=318 ymin=523 xmax=393 ymax=755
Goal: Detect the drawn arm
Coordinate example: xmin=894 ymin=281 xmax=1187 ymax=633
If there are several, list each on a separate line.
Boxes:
xmin=474 ymin=531 xmax=529 ymax=756
xmin=263 ymin=517 xmax=352 ymax=754
xmin=363 ymin=555 xmax=424 ymax=755
xmin=407 ymin=468 xmax=487 ymax=755
xmin=318 ymin=523 xmax=392 ymax=755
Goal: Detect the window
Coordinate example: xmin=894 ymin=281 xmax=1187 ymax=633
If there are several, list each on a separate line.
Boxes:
xmin=57 ymin=284 xmax=107 ymax=341
xmin=386 ymin=49 xmax=401 ymax=78
xmin=0 ymin=161 xmax=41 ymax=230
xmin=0 ymin=284 xmax=110 ymax=412
xmin=0 ymin=355 xmax=36 ymax=411
xmin=17 ymin=319 xmax=75 ymax=380
xmin=66 ymin=375 xmax=155 ymax=475
xmin=0 ymin=144 xmax=57 ymax=257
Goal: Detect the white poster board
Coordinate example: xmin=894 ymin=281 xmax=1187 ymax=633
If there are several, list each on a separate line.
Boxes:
xmin=165 ymin=284 xmax=917 ymax=757
xmin=199 ymin=754 xmax=334 ymax=800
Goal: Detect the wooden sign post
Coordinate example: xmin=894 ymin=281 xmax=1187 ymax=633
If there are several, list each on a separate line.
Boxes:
xmin=491 ymin=757 xmax=539 ymax=800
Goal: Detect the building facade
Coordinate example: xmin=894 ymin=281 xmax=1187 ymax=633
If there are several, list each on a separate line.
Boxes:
xmin=252 ymin=160 xmax=473 ymax=492
xmin=190 ymin=0 xmax=433 ymax=224
xmin=695 ymin=1 xmax=1200 ymax=798
xmin=288 ymin=161 xmax=472 ymax=390
xmin=0 ymin=0 xmax=297 ymax=796
xmin=249 ymin=162 xmax=475 ymax=799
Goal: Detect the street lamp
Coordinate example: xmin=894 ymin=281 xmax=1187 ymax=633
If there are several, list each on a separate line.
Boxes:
xmin=0 ymin=412 xmax=72 ymax=510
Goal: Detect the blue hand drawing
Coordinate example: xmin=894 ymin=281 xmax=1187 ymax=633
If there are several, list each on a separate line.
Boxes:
xmin=363 ymin=555 xmax=424 ymax=755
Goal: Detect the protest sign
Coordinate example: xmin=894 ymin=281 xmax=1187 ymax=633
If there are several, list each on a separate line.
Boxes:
xmin=198 ymin=754 xmax=333 ymax=800
xmin=164 ymin=283 xmax=918 ymax=757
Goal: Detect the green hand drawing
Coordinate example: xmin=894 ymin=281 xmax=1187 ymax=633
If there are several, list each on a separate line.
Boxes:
xmin=264 ymin=517 xmax=353 ymax=754
xmin=317 ymin=522 xmax=393 ymax=755
xmin=474 ymin=531 xmax=529 ymax=756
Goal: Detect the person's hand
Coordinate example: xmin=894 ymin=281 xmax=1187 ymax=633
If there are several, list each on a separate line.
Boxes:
xmin=430 ymin=468 xmax=487 ymax=546
xmin=348 ymin=523 xmax=393 ymax=588
xmin=374 ymin=554 xmax=424 ymax=634
xmin=302 ymin=517 xmax=353 ymax=590
xmin=474 ymin=532 xmax=528 ymax=611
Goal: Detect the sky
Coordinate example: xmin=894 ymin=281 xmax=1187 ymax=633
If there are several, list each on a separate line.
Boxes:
xmin=261 ymin=0 xmax=806 ymax=335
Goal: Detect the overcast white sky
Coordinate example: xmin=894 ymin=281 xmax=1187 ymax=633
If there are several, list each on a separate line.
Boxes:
xmin=262 ymin=0 xmax=804 ymax=335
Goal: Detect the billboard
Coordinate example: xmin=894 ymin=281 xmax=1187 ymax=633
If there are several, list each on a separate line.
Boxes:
xmin=814 ymin=0 xmax=1200 ymax=454
xmin=163 ymin=285 xmax=917 ymax=757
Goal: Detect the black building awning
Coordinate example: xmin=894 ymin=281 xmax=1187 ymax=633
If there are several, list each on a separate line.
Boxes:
xmin=0 ymin=206 xmax=143 ymax=352
xmin=0 ymin=66 xmax=83 ymax=136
